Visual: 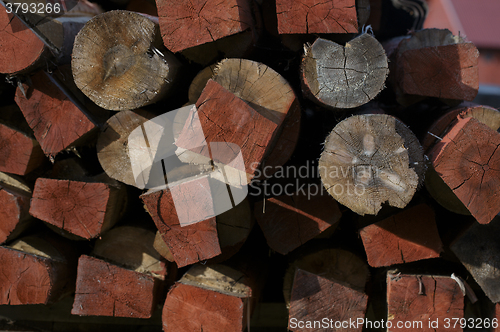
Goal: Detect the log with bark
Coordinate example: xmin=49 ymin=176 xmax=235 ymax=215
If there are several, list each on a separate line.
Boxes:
xmin=301 ymin=34 xmax=389 ymax=109
xmin=319 ymin=114 xmax=425 ymax=215
xmin=72 ymin=10 xmax=180 ymax=110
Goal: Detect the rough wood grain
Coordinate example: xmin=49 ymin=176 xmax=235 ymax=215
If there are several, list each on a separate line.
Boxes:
xmin=429 ymin=117 xmax=500 ymax=224
xmin=0 ymin=234 xmax=77 ymax=305
xmin=360 ymin=204 xmax=443 ymax=267
xmin=15 ymin=70 xmax=97 ymax=157
xmin=301 ymin=34 xmax=389 ymax=109
xmin=451 ymin=218 xmax=500 ymax=303
xmin=387 ymin=273 xmax=464 ymax=331
xmin=0 ymin=172 xmax=33 ymax=244
xmin=176 ymin=79 xmax=278 ymax=181
xmin=72 ymin=10 xmax=180 ymax=110
xmin=72 ymin=255 xmax=161 ymax=318
xmin=276 ymin=0 xmax=358 ymax=34
xmin=29 ymin=177 xmax=126 ymax=240
xmin=319 ymin=114 xmax=425 ymax=215
xmin=254 ymin=192 xmax=341 ymax=255
xmin=156 ymin=0 xmax=252 ymax=53
xmin=163 ymin=264 xmax=254 ymax=331
xmin=288 ymin=269 xmax=368 ymax=332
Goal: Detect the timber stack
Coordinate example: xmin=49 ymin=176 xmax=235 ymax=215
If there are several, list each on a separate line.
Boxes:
xmin=0 ymin=0 xmax=498 ymax=331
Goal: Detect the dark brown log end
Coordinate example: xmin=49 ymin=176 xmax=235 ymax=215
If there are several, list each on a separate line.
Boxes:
xmin=319 ymin=114 xmax=425 ymax=215
xmin=429 ymin=117 xmax=500 ymax=224
xmin=277 ymin=0 xmax=358 ymax=34
xmin=157 ymin=0 xmax=252 ymax=53
xmin=14 ymin=71 xmax=97 ymax=156
xmin=0 ymin=181 xmax=32 ymax=244
xmin=360 ymin=204 xmax=443 ymax=267
xmin=30 ymin=178 xmax=124 ymax=239
xmin=254 ymin=193 xmax=341 ymax=255
xmin=72 ymin=255 xmax=160 ymax=318
xmin=301 ymin=34 xmax=388 ymax=109
xmin=289 ymin=269 xmax=368 ymax=332
xmin=387 ymin=273 xmax=464 ymax=330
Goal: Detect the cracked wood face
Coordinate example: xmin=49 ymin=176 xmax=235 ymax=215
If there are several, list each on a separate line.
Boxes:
xmin=0 ymin=11 xmax=46 ymax=74
xmin=319 ymin=114 xmax=425 ymax=216
xmin=72 ymin=10 xmax=179 ymax=110
xmin=157 ymin=0 xmax=252 ymax=53
xmin=29 ymin=177 xmax=125 ymax=239
xmin=72 ymin=255 xmax=161 ymax=318
xmin=387 ymin=273 xmax=463 ymax=329
xmin=276 ymin=0 xmax=358 ymax=34
xmin=301 ymin=34 xmax=389 ymax=109
xmin=15 ymin=70 xmax=97 ymax=157
xmin=429 ymin=117 xmax=500 ymax=225
xmin=188 ymin=59 xmax=301 ymax=172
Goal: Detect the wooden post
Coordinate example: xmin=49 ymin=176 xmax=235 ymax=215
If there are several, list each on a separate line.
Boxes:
xmin=72 ymin=226 xmax=172 ymax=318
xmin=71 ymin=255 xmax=162 ymax=318
xmin=254 ymin=192 xmax=341 ymax=255
xmin=14 ymin=69 xmax=98 ymax=157
xmin=0 ymin=234 xmax=77 ymax=305
xmin=163 ymin=264 xmax=257 ymax=331
xmin=176 ymin=79 xmax=278 ymax=181
xmin=301 ymin=34 xmax=389 ymax=109
xmin=72 ymin=10 xmax=180 ymax=110
xmin=29 ymin=176 xmax=126 ymax=240
xmin=188 ymin=59 xmax=301 ymax=174
xmin=156 ymin=0 xmax=253 ymax=53
xmin=0 ymin=172 xmax=33 ymax=244
xmin=451 ymin=218 xmax=500 ymax=303
xmin=387 ymin=273 xmax=464 ymax=331
xmin=0 ymin=106 xmax=45 ymax=176
xmin=388 ymin=29 xmax=479 ymax=105
xmin=283 ymin=248 xmax=369 ymax=308
xmin=319 ymin=114 xmax=425 ymax=216
xmin=429 ymin=117 xmax=500 ymax=224
xmin=276 ymin=0 xmax=358 ymax=34
xmin=359 ymin=204 xmax=443 ymax=267
xmin=288 ymin=269 xmax=368 ymax=331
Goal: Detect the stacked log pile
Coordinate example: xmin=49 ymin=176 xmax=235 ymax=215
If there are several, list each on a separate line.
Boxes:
xmin=0 ymin=0 xmax=499 ymax=331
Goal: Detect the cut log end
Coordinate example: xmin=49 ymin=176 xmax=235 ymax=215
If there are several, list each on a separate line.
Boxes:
xmin=301 ymin=34 xmax=389 ymax=109
xmin=319 ymin=114 xmax=425 ymax=216
xmin=72 ymin=10 xmax=179 ymax=110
